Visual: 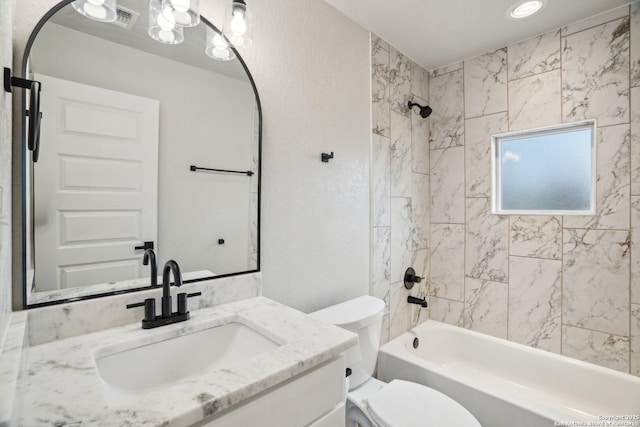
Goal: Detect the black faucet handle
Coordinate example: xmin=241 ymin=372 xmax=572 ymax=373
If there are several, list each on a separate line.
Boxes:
xmin=135 ymin=241 xmax=154 ymax=251
xmin=127 ymin=299 xmax=156 ymax=322
xmin=126 ymin=301 xmax=145 ymax=309
xmin=177 ymin=292 xmax=202 ymax=315
xmin=404 ymin=267 xmax=424 ymax=289
xmin=143 ymin=298 xmax=156 ymax=321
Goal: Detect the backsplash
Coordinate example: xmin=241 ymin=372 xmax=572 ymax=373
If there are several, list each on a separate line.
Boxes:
xmin=27 ymin=273 xmax=261 ymax=346
xmin=370 ymin=34 xmax=430 ymax=342
xmin=424 ymin=3 xmax=640 ymax=375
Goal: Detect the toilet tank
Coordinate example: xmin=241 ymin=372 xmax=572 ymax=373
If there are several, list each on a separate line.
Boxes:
xmin=310 ymin=296 xmax=385 ymax=389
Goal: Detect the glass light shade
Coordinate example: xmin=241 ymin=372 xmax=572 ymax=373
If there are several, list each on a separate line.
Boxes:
xmin=161 ymin=0 xmax=200 ymax=27
xmin=205 ymin=27 xmax=236 ymax=61
xmin=71 ymin=0 xmax=117 ymax=23
xmin=223 ymin=0 xmax=253 ymax=48
xmin=148 ymin=0 xmax=184 ymax=45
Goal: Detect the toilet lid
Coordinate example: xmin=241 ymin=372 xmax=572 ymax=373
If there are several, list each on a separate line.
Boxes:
xmin=366 ymin=380 xmax=481 ymax=427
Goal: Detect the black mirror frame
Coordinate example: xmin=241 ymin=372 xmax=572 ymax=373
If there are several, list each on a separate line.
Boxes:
xmin=18 ymin=0 xmax=262 ymax=309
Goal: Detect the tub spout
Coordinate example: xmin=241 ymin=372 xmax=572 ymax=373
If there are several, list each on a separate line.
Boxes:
xmin=407 ymin=296 xmax=428 ymax=308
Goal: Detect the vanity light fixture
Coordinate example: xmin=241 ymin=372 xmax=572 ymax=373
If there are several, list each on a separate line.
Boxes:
xmin=507 ymin=0 xmax=546 ymax=19
xmin=223 ymin=0 xmax=253 ymax=48
xmin=73 ymin=0 xmax=255 ymax=54
xmin=148 ymin=0 xmax=184 ymax=44
xmin=161 ymin=0 xmax=200 ymax=27
xmin=205 ymin=27 xmax=236 ymax=61
xmin=71 ymin=0 xmax=118 ymax=22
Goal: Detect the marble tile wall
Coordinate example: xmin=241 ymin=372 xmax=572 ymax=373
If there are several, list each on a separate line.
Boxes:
xmin=371 ymin=34 xmax=430 ymax=343
xmin=426 ymin=2 xmax=640 ymax=375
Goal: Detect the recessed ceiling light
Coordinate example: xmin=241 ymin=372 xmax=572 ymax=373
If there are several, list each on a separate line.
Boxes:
xmin=507 ymin=0 xmax=546 ymax=19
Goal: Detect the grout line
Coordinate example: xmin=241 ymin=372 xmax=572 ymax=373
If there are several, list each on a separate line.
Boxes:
xmin=561 ymin=10 xmax=630 ymax=40
xmin=562 ymin=322 xmax=631 ymax=340
xmin=428 ymin=66 xmax=462 ymax=80
xmin=508 ymin=253 xmax=561 ymax=262
xmin=629 ymin=24 xmax=633 ymax=373
xmin=465 ymin=274 xmax=509 ymax=285
xmin=465 ymin=110 xmax=509 ymax=121
xmin=507 ymin=48 xmax=513 ymax=132
xmin=370 ymin=36 xmax=375 ymax=302
xmin=596 ymin=122 xmax=632 ymax=128
xmin=462 ymin=58 xmax=467 ymax=329
xmin=430 ymin=295 xmax=465 ymax=304
xmin=562 ymin=226 xmax=634 ymax=232
xmin=560 ymin=215 xmax=564 ymax=356
xmin=507 ymin=67 xmax=561 ymax=85
xmin=384 ymin=61 xmax=390 ymax=303
xmin=559 ymin=25 xmax=564 ymax=129
xmin=428 ymin=70 xmax=433 ymax=324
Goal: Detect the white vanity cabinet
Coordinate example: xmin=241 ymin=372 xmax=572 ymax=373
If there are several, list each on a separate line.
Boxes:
xmin=197 ymin=356 xmax=346 ymax=427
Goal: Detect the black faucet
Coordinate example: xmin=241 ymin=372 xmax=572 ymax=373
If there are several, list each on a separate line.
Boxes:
xmin=126 ymin=259 xmax=201 ymax=329
xmin=161 ymin=260 xmax=183 ymax=318
xmin=143 ymin=248 xmax=158 ymax=288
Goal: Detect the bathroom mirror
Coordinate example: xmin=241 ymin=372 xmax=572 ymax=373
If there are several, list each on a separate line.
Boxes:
xmin=20 ymin=0 xmax=261 ymax=307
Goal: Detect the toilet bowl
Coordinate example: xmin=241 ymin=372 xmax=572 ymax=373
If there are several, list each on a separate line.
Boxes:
xmin=310 ymin=296 xmax=481 ymax=427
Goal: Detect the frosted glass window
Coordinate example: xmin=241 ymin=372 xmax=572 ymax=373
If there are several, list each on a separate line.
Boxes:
xmin=491 ymin=121 xmax=595 ymax=215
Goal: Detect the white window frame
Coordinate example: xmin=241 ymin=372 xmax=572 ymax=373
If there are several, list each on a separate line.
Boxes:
xmin=491 ymin=119 xmax=597 ymax=216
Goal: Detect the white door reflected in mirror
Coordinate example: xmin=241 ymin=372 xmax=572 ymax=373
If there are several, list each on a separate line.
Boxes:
xmin=34 ymin=74 xmax=159 ymax=292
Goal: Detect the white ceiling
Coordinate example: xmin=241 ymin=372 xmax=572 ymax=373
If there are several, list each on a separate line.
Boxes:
xmin=323 ymin=0 xmax=633 ymax=70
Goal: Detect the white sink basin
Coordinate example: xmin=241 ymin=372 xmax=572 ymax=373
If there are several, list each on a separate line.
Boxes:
xmin=94 ymin=322 xmax=280 ymax=392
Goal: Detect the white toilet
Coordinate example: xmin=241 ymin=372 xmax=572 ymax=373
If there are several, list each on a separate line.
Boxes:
xmin=310 ymin=295 xmax=481 ymax=427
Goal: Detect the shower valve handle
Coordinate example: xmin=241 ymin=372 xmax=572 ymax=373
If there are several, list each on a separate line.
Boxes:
xmin=404 ymin=267 xmax=424 ymax=289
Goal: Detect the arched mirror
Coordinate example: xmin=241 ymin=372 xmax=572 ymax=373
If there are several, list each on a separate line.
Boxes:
xmin=20 ymin=0 xmax=261 ymax=307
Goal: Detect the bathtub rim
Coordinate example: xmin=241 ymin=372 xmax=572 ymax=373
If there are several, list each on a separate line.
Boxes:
xmin=378 ymin=319 xmax=640 ymax=422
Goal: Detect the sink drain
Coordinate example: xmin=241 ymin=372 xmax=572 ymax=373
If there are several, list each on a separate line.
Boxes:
xmin=413 ymin=337 xmax=419 ymax=349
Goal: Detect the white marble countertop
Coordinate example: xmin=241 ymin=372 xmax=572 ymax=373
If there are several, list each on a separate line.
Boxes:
xmin=8 ymin=297 xmax=357 ymax=426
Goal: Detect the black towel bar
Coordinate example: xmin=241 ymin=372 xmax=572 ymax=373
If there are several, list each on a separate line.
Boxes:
xmin=190 ymin=165 xmax=254 ymax=176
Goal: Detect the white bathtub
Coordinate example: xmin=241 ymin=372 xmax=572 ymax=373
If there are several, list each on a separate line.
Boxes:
xmin=377 ymin=320 xmax=640 ymax=427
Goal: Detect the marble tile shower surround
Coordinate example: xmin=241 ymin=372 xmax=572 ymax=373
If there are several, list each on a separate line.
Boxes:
xmin=371 ymin=35 xmax=430 ymax=342
xmin=372 ymin=1 xmax=640 ymax=375
xmin=429 ymin=70 xmax=464 ymax=149
xmin=508 ymin=256 xmax=562 ymax=353
xmin=464 ymin=48 xmax=507 ymax=119
xmin=561 ymin=16 xmax=630 ymax=127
